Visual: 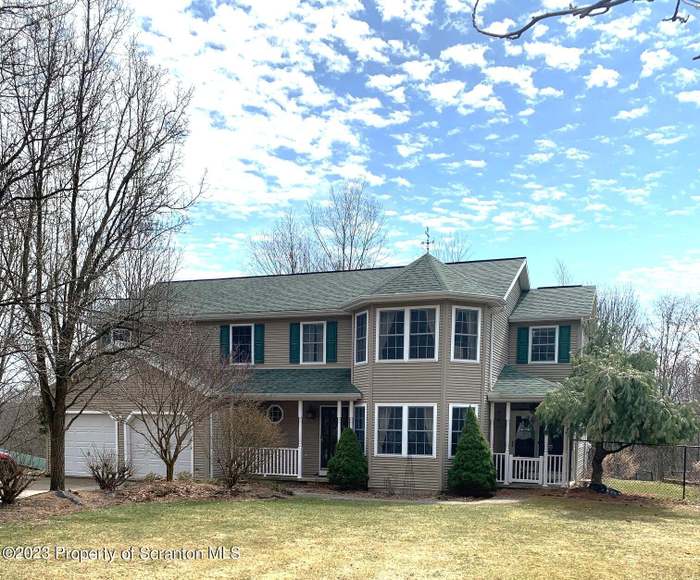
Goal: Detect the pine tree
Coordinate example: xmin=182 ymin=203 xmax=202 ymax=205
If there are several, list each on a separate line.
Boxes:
xmin=327 ymin=427 xmax=368 ymax=490
xmin=447 ymin=408 xmax=497 ymax=496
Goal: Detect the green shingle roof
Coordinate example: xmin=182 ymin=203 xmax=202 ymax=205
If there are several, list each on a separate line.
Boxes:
xmin=510 ymin=285 xmax=596 ymax=322
xmin=165 ymin=257 xmax=526 ymax=318
xmin=489 ymin=365 xmax=560 ymax=401
xmin=240 ymin=368 xmax=360 ymax=399
xmin=367 ymin=253 xmax=499 ymax=298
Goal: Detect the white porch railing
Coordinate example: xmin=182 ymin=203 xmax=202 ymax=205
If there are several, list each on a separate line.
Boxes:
xmin=250 ymin=447 xmax=301 ymax=478
xmin=492 ymin=454 xmax=566 ymax=486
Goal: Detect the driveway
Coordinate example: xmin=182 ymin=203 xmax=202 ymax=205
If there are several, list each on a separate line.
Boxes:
xmin=20 ymin=476 xmax=99 ymax=498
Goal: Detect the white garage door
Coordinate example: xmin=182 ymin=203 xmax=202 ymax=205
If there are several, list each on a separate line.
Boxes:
xmin=126 ymin=417 xmax=192 ymax=478
xmin=65 ymin=413 xmax=117 ymax=477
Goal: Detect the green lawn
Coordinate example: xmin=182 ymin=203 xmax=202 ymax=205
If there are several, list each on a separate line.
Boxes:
xmin=0 ymin=495 xmax=698 ymax=579
xmin=605 ymin=477 xmax=700 ymax=502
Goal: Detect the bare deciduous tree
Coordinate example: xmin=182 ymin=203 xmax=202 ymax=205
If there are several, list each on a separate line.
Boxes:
xmin=650 ymin=295 xmax=699 ymax=402
xmin=554 ymin=259 xmax=574 ymax=286
xmin=586 ymin=286 xmax=647 ymax=353
xmin=249 ymin=210 xmax=322 ymax=275
xmin=309 ymin=180 xmax=386 ymax=271
xmin=214 ymin=401 xmax=281 ymax=488
xmin=432 ymin=233 xmax=472 ymax=263
xmin=472 ymin=0 xmax=700 ymax=60
xmin=121 ymin=321 xmax=247 ymax=481
xmin=0 ymin=0 xmax=193 ymax=490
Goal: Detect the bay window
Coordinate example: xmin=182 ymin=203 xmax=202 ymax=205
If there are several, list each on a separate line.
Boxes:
xmin=377 ymin=307 xmax=439 ymax=361
xmin=375 ymin=404 xmax=437 ymax=457
xmin=451 ymin=307 xmax=480 ymax=362
xmin=355 ymin=311 xmax=368 ymax=364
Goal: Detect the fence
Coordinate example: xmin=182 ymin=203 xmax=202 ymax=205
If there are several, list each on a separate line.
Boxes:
xmin=572 ymin=439 xmax=700 ymax=503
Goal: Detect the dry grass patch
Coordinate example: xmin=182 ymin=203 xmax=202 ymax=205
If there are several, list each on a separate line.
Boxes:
xmin=0 ymin=494 xmax=697 ymax=579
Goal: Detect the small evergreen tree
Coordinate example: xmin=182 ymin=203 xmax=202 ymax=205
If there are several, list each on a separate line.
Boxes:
xmin=327 ymin=427 xmax=368 ymax=490
xmin=447 ymin=408 xmax=496 ymax=497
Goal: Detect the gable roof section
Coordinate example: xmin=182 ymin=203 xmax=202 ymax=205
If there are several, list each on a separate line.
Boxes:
xmin=164 ymin=256 xmax=527 ymax=319
xmin=509 ymin=285 xmax=596 ymax=323
xmin=239 ymin=368 xmax=360 ymax=400
xmin=488 ymin=365 xmax=560 ymax=401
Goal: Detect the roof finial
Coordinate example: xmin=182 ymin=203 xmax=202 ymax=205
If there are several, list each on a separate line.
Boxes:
xmin=421 ymin=227 xmax=432 ymax=254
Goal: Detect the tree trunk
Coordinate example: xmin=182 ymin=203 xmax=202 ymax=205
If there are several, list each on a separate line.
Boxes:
xmin=49 ymin=411 xmax=66 ymax=490
xmin=166 ymin=462 xmax=174 ymax=482
xmin=591 ymin=442 xmax=608 ymax=485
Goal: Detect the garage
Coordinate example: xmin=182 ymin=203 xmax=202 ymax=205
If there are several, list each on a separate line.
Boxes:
xmin=64 ymin=412 xmax=118 ymax=477
xmin=125 ymin=416 xmax=193 ymax=478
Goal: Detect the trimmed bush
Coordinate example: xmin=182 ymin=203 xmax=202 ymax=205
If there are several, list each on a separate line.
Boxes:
xmin=0 ymin=459 xmax=36 ymax=505
xmin=83 ymin=447 xmax=133 ymax=491
xmin=447 ymin=407 xmax=496 ymax=497
xmin=327 ymin=427 xmax=368 ymax=490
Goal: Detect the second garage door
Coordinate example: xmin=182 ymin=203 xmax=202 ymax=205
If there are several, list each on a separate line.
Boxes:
xmin=126 ymin=416 xmax=193 ymax=478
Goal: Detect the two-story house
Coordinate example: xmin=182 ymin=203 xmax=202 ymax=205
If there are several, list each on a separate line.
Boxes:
xmin=62 ymin=254 xmax=596 ymax=493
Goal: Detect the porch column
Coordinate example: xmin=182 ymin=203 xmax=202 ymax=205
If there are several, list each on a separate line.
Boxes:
xmin=504 ymin=401 xmax=511 ymax=485
xmin=542 ymin=432 xmax=549 ymax=486
xmin=349 ymin=400 xmax=354 ymax=430
xmin=489 ymin=402 xmax=494 ymax=450
xmin=562 ymin=425 xmax=570 ymax=486
xmin=337 ymin=400 xmax=342 ymax=442
xmin=297 ymin=400 xmax=303 ymax=479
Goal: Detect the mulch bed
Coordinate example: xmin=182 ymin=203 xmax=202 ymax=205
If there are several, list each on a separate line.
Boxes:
xmin=0 ymin=480 xmax=292 ymax=524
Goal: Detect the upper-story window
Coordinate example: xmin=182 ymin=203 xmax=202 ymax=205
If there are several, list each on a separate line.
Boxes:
xmin=451 ymin=307 xmax=480 ymax=362
xmin=301 ymin=321 xmax=325 ymax=364
xmin=355 ymin=311 xmax=368 ymax=364
xmin=231 ymin=324 xmax=253 ymax=364
xmin=530 ymin=326 xmax=558 ymax=363
xmin=377 ymin=307 xmax=439 ymax=362
xmin=102 ymin=327 xmax=131 ymax=348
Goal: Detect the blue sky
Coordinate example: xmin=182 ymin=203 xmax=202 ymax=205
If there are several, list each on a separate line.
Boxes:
xmin=128 ymin=0 xmax=700 ymax=301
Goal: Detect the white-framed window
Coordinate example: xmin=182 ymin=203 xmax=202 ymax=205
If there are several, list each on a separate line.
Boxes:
xmin=353 ymin=404 xmax=366 ymax=455
xmin=376 ymin=307 xmax=439 ymax=362
xmin=266 ymin=404 xmax=284 ymax=424
xmin=230 ymin=324 xmax=254 ymax=365
xmin=448 ymin=404 xmax=479 ymax=458
xmin=451 ymin=306 xmax=481 ymax=362
xmin=355 ymin=311 xmax=368 ymax=365
xmin=301 ymin=321 xmax=325 ymax=364
xmin=374 ymin=403 xmax=437 ymax=458
xmin=529 ymin=326 xmax=558 ymax=363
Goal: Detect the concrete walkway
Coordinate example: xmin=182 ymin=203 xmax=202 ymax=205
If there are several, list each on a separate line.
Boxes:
xmin=20 ymin=476 xmax=99 ymax=498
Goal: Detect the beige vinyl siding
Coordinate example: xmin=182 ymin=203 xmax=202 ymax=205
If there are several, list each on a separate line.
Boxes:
xmin=197 ymin=316 xmax=352 ymax=368
xmin=507 ymin=319 xmax=581 ymax=382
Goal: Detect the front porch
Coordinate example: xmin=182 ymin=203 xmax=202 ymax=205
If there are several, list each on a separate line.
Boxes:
xmin=233 ymin=367 xmax=363 ymax=480
xmin=488 ymin=400 xmax=570 ymax=486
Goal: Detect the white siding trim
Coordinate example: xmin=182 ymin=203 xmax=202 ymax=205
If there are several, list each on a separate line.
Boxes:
xmin=450 ymin=305 xmax=482 ymax=363
xmin=528 ymin=325 xmax=559 ymax=364
xmin=503 ymin=259 xmax=527 ymax=301
xmin=447 ymin=403 xmax=479 ymax=459
xmin=375 ymin=306 xmax=440 ymax=363
xmin=373 ymin=403 xmax=438 ymax=459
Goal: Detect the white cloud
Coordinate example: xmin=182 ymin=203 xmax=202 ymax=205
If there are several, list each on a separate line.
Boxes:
xmin=565 ymin=147 xmax=590 ymax=161
xmin=519 ymin=107 xmax=535 ymax=117
xmin=678 ymin=91 xmax=700 ymax=106
xmin=457 ymin=83 xmax=505 ymax=114
xmin=640 ymin=48 xmax=677 ymax=78
xmin=585 ymin=65 xmax=620 ymax=88
xmin=424 ymin=80 xmax=466 ymax=105
xmin=523 ymin=41 xmax=583 ymax=71
xmin=674 ymin=68 xmax=700 ymax=87
xmin=391 ymin=176 xmax=412 ymax=188
xmin=402 ymin=59 xmax=441 ymax=81
xmin=535 ymin=139 xmax=556 ymax=149
xmin=440 ymin=43 xmax=489 ymax=68
xmin=646 ymin=130 xmax=687 ymax=146
xmin=617 ymin=252 xmax=700 ymax=302
xmin=525 ymin=152 xmax=554 ymax=164
xmin=613 ymin=105 xmax=649 ymax=120
xmin=393 ymin=132 xmax=430 ymax=157
xmin=375 ymin=0 xmax=436 ymax=32
xmin=483 ymin=65 xmax=560 ymax=100
xmin=367 ymin=73 xmax=406 ymax=92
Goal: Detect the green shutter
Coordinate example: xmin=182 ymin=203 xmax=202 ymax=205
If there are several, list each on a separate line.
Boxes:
xmin=326 ymin=320 xmax=337 ymax=363
xmin=219 ymin=325 xmax=230 ymax=364
xmin=289 ymin=322 xmax=300 ymax=364
xmin=558 ymin=325 xmax=571 ymax=363
xmin=516 ymin=327 xmax=529 ymax=364
xmin=254 ymin=323 xmax=265 ymax=364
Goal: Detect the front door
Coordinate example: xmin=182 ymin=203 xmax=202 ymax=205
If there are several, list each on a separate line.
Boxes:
xmin=319 ymin=405 xmax=348 ymax=473
xmin=511 ymin=412 xmax=537 ymax=457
